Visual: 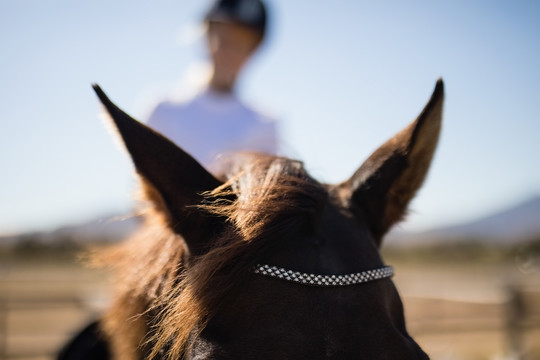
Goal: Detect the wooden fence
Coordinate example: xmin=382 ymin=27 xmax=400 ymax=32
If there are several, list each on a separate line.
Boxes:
xmin=1 ymin=266 xmax=539 ymax=360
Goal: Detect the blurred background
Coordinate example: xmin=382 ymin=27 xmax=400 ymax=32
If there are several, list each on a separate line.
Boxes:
xmin=1 ymin=0 xmax=539 ymax=359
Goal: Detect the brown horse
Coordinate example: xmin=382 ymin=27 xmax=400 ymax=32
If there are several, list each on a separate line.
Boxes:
xmin=64 ymin=79 xmax=443 ymax=360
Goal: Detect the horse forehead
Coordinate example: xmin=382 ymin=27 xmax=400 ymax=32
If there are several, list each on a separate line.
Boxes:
xmin=256 ymin=206 xmax=383 ymax=279
xmin=317 ymin=200 xmax=380 ymax=255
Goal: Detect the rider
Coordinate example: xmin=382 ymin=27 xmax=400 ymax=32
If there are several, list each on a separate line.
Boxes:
xmin=146 ymin=0 xmax=278 ymax=172
xmin=58 ymin=3 xmax=275 ymax=357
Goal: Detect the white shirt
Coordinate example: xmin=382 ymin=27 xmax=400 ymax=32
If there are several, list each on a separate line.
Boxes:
xmin=146 ymin=89 xmax=278 ymax=171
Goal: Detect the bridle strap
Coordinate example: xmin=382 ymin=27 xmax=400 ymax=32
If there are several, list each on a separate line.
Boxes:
xmin=253 ymin=264 xmax=394 ymax=287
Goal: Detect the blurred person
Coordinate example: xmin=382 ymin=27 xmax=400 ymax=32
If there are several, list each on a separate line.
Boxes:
xmin=146 ymin=0 xmax=278 ymax=172
xmin=58 ymin=3 xmax=278 ymax=359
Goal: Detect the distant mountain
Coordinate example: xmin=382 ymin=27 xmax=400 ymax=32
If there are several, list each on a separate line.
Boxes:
xmin=3 ymin=196 xmax=540 ymax=249
xmin=0 ymin=213 xmax=142 ymax=248
xmin=51 ymin=213 xmax=142 ymax=243
xmin=388 ymin=196 xmax=540 ymax=246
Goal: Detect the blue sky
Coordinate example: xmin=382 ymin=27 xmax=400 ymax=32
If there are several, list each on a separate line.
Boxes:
xmin=1 ymin=0 xmax=539 ymax=235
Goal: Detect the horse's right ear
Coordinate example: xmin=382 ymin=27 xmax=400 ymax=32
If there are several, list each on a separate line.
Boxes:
xmin=92 ymin=85 xmax=224 ymax=255
xmin=339 ymin=79 xmax=444 ymax=247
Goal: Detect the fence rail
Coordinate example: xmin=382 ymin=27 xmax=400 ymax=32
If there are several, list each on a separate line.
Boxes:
xmin=1 ymin=289 xmax=539 ymax=360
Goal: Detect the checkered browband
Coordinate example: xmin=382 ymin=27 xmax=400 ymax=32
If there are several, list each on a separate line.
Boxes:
xmin=253 ymin=264 xmax=394 ymax=287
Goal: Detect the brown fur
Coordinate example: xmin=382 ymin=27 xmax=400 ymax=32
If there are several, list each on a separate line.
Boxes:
xmin=87 ymin=80 xmax=443 ymax=360
xmin=95 ymin=155 xmax=327 ymax=360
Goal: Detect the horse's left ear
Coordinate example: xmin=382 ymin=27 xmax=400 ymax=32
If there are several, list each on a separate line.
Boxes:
xmin=340 ymin=79 xmax=444 ymax=246
xmin=92 ymin=85 xmax=224 ymax=255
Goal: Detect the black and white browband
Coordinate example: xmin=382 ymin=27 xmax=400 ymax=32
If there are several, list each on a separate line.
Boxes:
xmin=253 ymin=264 xmax=394 ymax=287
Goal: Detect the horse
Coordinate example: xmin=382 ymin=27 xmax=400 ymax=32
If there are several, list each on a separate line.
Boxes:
xmin=60 ymin=79 xmax=443 ymax=360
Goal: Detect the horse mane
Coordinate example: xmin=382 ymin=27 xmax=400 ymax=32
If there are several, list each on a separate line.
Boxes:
xmin=97 ymin=154 xmax=328 ymax=360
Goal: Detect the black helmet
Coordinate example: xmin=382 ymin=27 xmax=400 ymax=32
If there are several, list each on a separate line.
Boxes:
xmin=205 ymin=0 xmax=267 ymax=38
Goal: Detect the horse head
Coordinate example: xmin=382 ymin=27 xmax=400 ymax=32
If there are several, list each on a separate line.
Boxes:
xmin=92 ymin=79 xmax=443 ymax=360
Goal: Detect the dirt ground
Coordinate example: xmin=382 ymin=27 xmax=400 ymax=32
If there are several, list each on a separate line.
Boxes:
xmin=1 ymin=253 xmax=539 ymax=360
xmin=393 ymin=262 xmax=540 ymax=359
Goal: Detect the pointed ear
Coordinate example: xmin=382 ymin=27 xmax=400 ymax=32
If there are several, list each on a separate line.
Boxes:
xmin=341 ymin=79 xmax=444 ymax=246
xmin=92 ymin=85 xmax=224 ymax=254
